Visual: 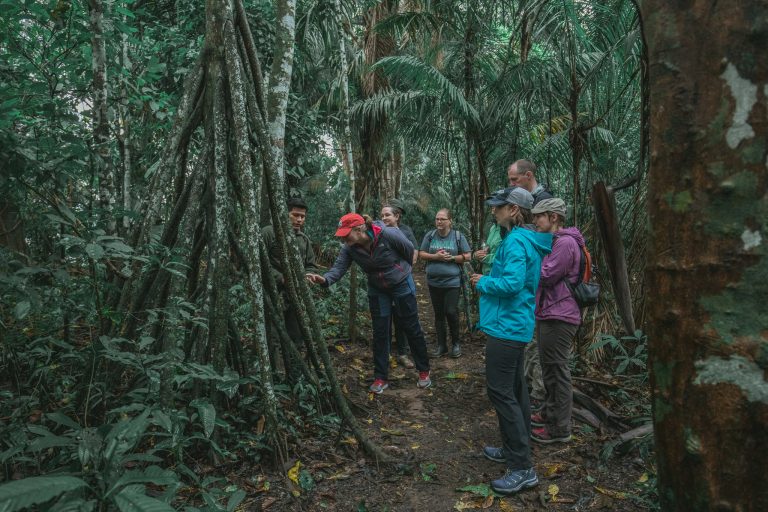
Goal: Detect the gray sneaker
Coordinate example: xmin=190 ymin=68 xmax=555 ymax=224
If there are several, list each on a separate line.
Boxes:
xmin=491 ymin=468 xmax=538 ymax=495
xmin=417 ymin=371 xmax=432 ymax=389
xmin=482 ymin=446 xmax=505 ymax=463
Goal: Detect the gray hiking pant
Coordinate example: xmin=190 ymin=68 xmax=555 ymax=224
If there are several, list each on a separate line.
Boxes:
xmin=537 ymin=320 xmax=579 ymax=436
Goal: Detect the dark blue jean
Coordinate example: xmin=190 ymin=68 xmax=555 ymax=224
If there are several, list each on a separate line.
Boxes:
xmin=391 ymin=275 xmax=415 ymax=355
xmin=368 ymin=278 xmax=430 ymax=381
xmin=485 ymin=334 xmax=532 ymax=470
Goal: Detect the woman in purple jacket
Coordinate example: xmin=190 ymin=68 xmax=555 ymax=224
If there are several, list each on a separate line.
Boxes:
xmin=530 ymin=198 xmax=583 ymax=443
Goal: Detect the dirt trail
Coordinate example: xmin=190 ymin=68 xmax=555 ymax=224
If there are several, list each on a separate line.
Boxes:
xmin=254 ymin=271 xmax=650 ymax=511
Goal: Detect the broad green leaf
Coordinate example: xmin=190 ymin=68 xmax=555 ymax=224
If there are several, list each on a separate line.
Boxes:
xmin=226 ymin=489 xmax=246 ymax=512
xmin=0 ymin=476 xmax=88 ymax=512
xmin=85 ymin=243 xmax=105 ymax=260
xmin=29 ymin=434 xmax=75 ymax=451
xmin=191 ymin=399 xmax=216 ymax=438
xmin=46 ymin=412 xmax=81 ymax=430
xmin=114 ymin=489 xmax=175 ymax=512
xmin=107 ymin=466 xmax=178 ymax=498
xmin=13 ymin=301 xmax=30 ymax=320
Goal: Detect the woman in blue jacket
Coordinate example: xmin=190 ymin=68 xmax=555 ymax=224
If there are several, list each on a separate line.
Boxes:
xmin=470 ymin=187 xmax=552 ymax=496
xmin=306 ymin=213 xmax=431 ymax=394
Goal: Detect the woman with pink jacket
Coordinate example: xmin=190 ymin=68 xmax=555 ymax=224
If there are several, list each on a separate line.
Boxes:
xmin=530 ymin=198 xmax=584 ymax=444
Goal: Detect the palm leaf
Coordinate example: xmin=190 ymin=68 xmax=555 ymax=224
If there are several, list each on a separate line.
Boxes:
xmin=371 ymin=55 xmax=480 ymax=128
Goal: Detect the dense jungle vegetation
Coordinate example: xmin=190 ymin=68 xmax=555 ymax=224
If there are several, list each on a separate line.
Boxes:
xmin=1 ymin=0 xmax=765 ymax=510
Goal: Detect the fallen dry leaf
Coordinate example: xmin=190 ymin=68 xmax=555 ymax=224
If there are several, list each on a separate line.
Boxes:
xmin=287 ymin=461 xmax=301 ymax=486
xmin=255 ymin=415 xmax=265 ymax=435
xmin=334 ymin=344 xmax=345 ymax=353
xmin=261 ymin=496 xmax=276 ymax=510
xmin=482 ymin=494 xmax=494 ymax=508
xmin=453 ymin=499 xmax=481 ymax=510
xmin=548 ymin=483 xmax=560 ymax=502
xmin=594 ymin=486 xmax=627 ymax=499
xmin=326 ymin=471 xmax=353 ymax=480
xmin=541 ymin=462 xmax=565 ymax=477
xmin=498 ymin=499 xmax=517 ymax=511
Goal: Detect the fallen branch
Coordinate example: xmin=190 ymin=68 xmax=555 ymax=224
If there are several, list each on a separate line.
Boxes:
xmin=573 ymin=387 xmax=630 ymax=431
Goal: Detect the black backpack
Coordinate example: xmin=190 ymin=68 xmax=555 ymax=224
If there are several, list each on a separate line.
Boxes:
xmin=565 ymin=244 xmax=600 ymax=308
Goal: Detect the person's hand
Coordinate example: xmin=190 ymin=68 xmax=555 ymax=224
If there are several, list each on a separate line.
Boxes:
xmin=470 ymin=273 xmax=483 ymax=289
xmin=437 ymin=249 xmax=452 ymax=262
xmin=305 ymin=273 xmax=326 ymax=285
xmin=473 ymin=248 xmax=487 ymax=261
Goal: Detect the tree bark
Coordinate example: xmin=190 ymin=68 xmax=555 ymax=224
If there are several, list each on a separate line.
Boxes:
xmin=89 ymin=0 xmax=115 ymax=234
xmin=641 ymin=1 xmax=768 ymax=509
xmin=266 ymin=0 xmax=297 ymax=180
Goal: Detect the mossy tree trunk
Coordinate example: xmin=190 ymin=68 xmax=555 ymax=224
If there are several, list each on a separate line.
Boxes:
xmin=110 ymin=0 xmax=389 ymax=464
xmin=641 ymin=1 xmax=768 ymax=509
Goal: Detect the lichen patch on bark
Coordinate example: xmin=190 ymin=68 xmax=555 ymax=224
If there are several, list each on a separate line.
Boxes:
xmin=741 ymin=229 xmax=762 ymax=250
xmin=720 ymin=62 xmax=757 ymax=149
xmin=694 ymin=355 xmax=768 ymax=403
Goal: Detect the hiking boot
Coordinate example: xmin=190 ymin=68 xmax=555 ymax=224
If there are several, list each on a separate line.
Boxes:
xmin=530 ymin=412 xmax=546 ymax=427
xmin=432 ymin=343 xmax=448 ymax=358
xmin=531 ymin=426 xmax=571 ymax=444
xmin=491 ymin=468 xmax=538 ymax=495
xmin=397 ymin=354 xmax=415 ymax=369
xmin=369 ymin=379 xmax=389 ymax=394
xmin=482 ymin=446 xmax=505 ymax=463
xmin=417 ymin=371 xmax=432 ymax=389
xmin=450 ymin=342 xmax=462 ymax=358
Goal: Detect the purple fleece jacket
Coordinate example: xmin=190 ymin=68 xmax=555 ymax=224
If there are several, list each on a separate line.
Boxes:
xmin=535 ymin=227 xmax=584 ymax=325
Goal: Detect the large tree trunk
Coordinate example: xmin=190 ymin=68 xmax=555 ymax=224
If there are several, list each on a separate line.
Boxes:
xmin=641 ymin=2 xmax=768 ymax=510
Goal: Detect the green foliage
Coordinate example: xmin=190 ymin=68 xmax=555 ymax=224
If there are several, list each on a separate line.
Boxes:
xmin=0 ymin=476 xmax=88 ymax=512
xmin=590 ymin=330 xmax=648 ymax=377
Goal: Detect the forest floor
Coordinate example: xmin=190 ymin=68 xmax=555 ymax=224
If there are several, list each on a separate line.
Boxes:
xmin=231 ymin=271 xmax=656 ymax=511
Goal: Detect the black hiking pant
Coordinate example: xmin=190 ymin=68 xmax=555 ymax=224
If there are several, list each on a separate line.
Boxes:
xmin=428 ymin=285 xmax=460 ymax=348
xmin=485 ymin=334 xmax=533 ymax=471
xmin=368 ymin=278 xmax=430 ymax=381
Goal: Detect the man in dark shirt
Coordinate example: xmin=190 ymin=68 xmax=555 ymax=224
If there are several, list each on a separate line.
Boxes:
xmin=262 ymin=197 xmax=319 ymax=345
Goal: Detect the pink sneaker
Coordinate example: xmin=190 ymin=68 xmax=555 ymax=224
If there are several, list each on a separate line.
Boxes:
xmin=369 ymin=379 xmax=389 ymax=394
xmin=531 ymin=426 xmax=571 ymax=444
xmin=417 ymin=371 xmax=432 ymax=389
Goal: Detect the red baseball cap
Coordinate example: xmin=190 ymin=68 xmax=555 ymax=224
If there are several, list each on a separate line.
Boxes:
xmin=334 ymin=213 xmax=365 ymax=237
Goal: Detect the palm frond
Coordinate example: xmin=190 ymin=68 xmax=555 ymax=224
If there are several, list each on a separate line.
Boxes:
xmin=371 ymin=55 xmax=481 ymax=128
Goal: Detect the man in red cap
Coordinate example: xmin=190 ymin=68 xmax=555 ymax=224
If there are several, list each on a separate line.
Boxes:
xmin=306 ymin=213 xmax=431 ymax=393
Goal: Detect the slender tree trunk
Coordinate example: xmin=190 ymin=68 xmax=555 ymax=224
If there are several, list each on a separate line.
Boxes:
xmin=266 ymin=0 xmax=297 ymax=180
xmin=118 ymin=16 xmax=132 ymax=231
xmin=89 ymin=0 xmax=115 ymax=234
xmin=333 ymin=0 xmax=360 ymax=344
xmin=641 ymin=2 xmax=768 ymax=509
